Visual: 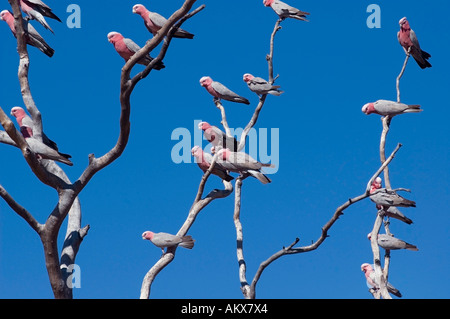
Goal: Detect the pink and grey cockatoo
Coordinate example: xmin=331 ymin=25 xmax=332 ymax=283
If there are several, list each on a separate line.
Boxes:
xmin=10 ymin=106 xmax=59 ymax=151
xmin=367 ymin=233 xmax=418 ymax=251
xmin=19 ymin=0 xmax=61 ymax=34
xmin=142 ymin=231 xmax=195 ymax=254
xmin=369 ymin=177 xmax=416 ymax=209
xmin=370 ymin=178 xmax=413 ymax=224
xmin=107 ymin=31 xmax=165 ymax=70
xmin=217 ymin=148 xmax=274 ymax=184
xmin=384 ymin=206 xmax=413 ymax=225
xmin=361 ymin=263 xmax=402 ymax=298
xmin=198 ymin=121 xmax=238 ymax=152
xmin=200 ymin=76 xmax=250 ymax=105
xmin=191 ymin=146 xmax=234 ymax=182
xmin=362 ymin=100 xmax=422 ymax=116
xmin=19 ymin=126 xmax=73 ymax=166
xmin=0 ymin=10 xmax=54 ymax=57
xmin=132 ymin=4 xmax=194 ymax=39
xmin=398 ymin=17 xmax=431 ymax=69
xmin=263 ymin=0 xmax=310 ymax=22
xmin=243 ymin=73 xmax=283 ymax=96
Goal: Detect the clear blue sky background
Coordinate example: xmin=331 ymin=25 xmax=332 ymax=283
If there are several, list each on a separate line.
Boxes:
xmin=0 ymin=0 xmax=449 ymax=299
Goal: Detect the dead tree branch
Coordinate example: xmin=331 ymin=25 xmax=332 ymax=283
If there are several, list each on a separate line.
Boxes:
xmin=242 ymin=144 xmax=402 ymax=299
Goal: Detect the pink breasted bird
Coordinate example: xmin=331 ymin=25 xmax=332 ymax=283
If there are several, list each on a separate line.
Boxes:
xmin=369 ymin=178 xmax=416 ymax=209
xmin=198 ymin=121 xmax=238 ymax=152
xmin=19 ymin=0 xmax=61 ymax=34
xmin=200 ymin=76 xmax=250 ymax=105
xmin=19 ymin=126 xmax=73 ymax=166
xmin=132 ymin=4 xmax=194 ymax=39
xmin=263 ymin=0 xmax=310 ymax=22
xmin=217 ymin=148 xmax=274 ymax=184
xmin=11 ymin=106 xmax=59 ymax=151
xmin=191 ymin=146 xmax=234 ymax=182
xmin=107 ymin=31 xmax=165 ymax=70
xmin=362 ymin=100 xmax=422 ymax=116
xmin=0 ymin=10 xmax=54 ymax=57
xmin=243 ymin=73 xmax=283 ymax=96
xmin=361 ymin=263 xmax=402 ymax=298
xmin=367 ymin=233 xmax=418 ymax=251
xmin=142 ymin=231 xmax=195 ymax=254
xmin=398 ymin=17 xmax=431 ymax=69
xmin=370 ymin=178 xmax=413 ymax=224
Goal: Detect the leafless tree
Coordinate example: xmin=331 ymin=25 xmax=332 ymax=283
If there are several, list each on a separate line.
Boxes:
xmin=0 ymin=0 xmax=203 ymax=299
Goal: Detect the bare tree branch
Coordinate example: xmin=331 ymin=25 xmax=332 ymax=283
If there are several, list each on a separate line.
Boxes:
xmin=0 ymin=183 xmax=43 ymax=233
xmin=243 ymin=144 xmax=402 ymax=299
xmin=396 ymin=48 xmax=411 ymax=103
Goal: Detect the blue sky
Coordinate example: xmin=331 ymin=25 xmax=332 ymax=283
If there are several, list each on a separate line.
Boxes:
xmin=0 ymin=0 xmax=449 ymax=299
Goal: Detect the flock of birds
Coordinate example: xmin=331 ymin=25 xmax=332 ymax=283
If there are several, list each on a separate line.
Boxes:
xmin=1 ymin=1 xmax=431 ymax=298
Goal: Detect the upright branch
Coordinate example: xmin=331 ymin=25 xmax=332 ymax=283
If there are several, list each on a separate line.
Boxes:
xmin=236 ymin=19 xmax=282 ymax=152
xmin=396 ymin=47 xmax=411 ymax=103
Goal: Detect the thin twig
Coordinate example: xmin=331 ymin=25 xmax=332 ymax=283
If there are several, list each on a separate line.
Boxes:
xmin=214 ymin=99 xmax=232 ymax=137
xmin=396 ymin=48 xmax=411 ymax=103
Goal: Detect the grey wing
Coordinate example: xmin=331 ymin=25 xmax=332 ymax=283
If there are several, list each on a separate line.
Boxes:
xmin=251 ymin=77 xmax=273 ymax=90
xmin=375 ymin=100 xmax=408 ymax=114
xmin=123 ymin=38 xmax=141 ymax=54
xmin=409 ymin=29 xmax=422 ymax=50
xmin=25 ymin=0 xmax=51 ymax=10
xmin=233 ymin=152 xmax=262 ymax=170
xmin=211 ymin=81 xmax=242 ymax=98
xmin=148 ymin=11 xmax=168 ymax=28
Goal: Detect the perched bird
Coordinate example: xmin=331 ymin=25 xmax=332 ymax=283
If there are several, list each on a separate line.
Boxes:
xmin=367 ymin=233 xmax=418 ymax=251
xmin=142 ymin=231 xmax=195 ymax=254
xmin=132 ymin=4 xmax=194 ymax=39
xmin=0 ymin=10 xmax=54 ymax=57
xmin=369 ymin=178 xmax=416 ymax=208
xmin=362 ymin=100 xmax=422 ymax=116
xmin=198 ymin=121 xmax=238 ymax=152
xmin=191 ymin=146 xmax=234 ymax=182
xmin=263 ymin=0 xmax=310 ymax=21
xmin=200 ymin=76 xmax=250 ymax=105
xmin=361 ymin=263 xmax=402 ymax=298
xmin=243 ymin=73 xmax=283 ymax=96
xmin=384 ymin=206 xmax=413 ymax=225
xmin=398 ymin=17 xmax=431 ymax=69
xmin=217 ymin=148 xmax=273 ymax=184
xmin=10 ymin=106 xmax=59 ymax=151
xmin=20 ymin=127 xmax=73 ymax=166
xmin=107 ymin=31 xmax=165 ymax=70
xmin=19 ymin=0 xmax=61 ymax=33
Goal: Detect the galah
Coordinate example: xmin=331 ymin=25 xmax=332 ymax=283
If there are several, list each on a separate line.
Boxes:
xmin=198 ymin=121 xmax=238 ymax=152
xmin=385 ymin=206 xmax=413 ymax=225
xmin=107 ymin=31 xmax=165 ymax=70
xmin=10 ymin=106 xmax=59 ymax=151
xmin=132 ymin=4 xmax=194 ymax=39
xmin=19 ymin=0 xmax=61 ymax=34
xmin=191 ymin=146 xmax=234 ymax=182
xmin=398 ymin=17 xmax=431 ymax=69
xmin=20 ymin=127 xmax=73 ymax=166
xmin=361 ymin=263 xmax=402 ymax=298
xmin=0 ymin=10 xmax=54 ymax=57
xmin=217 ymin=148 xmax=274 ymax=184
xmin=142 ymin=230 xmax=195 ymax=254
xmin=370 ymin=178 xmax=416 ymax=208
xmin=263 ymin=0 xmax=310 ymax=22
xmin=200 ymin=76 xmax=250 ymax=105
xmin=362 ymin=100 xmax=422 ymax=116
xmin=243 ymin=73 xmax=283 ymax=96
xmin=367 ymin=233 xmax=418 ymax=251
